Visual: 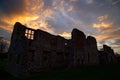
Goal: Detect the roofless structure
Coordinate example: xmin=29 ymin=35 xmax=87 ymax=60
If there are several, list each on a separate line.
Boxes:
xmin=6 ymin=22 xmax=117 ymax=76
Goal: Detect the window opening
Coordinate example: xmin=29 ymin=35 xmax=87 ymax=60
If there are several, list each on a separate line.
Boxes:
xmin=25 ymin=29 xmax=34 ymax=40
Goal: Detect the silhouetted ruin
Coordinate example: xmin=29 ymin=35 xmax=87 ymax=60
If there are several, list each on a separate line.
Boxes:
xmin=6 ymin=22 xmax=117 ymax=76
xmin=99 ymin=45 xmax=117 ymax=64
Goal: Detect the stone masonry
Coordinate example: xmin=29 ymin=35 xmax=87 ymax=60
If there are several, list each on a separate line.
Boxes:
xmin=6 ymin=22 xmax=117 ymax=76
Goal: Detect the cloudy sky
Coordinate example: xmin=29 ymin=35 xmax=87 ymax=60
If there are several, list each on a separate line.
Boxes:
xmin=0 ymin=0 xmax=120 ymax=53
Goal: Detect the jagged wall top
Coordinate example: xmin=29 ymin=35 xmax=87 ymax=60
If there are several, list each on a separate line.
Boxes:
xmin=72 ymin=28 xmax=86 ymax=39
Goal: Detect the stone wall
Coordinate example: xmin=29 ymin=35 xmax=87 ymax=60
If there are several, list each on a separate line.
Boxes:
xmin=6 ymin=22 xmax=29 ymax=76
xmin=6 ymin=22 xmax=117 ymax=76
xmin=86 ymin=36 xmax=99 ymax=65
xmin=98 ymin=45 xmax=117 ymax=64
xmin=71 ymin=28 xmax=86 ymax=66
xmin=103 ymin=45 xmax=117 ymax=64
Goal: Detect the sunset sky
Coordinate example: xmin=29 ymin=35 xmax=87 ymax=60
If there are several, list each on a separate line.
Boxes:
xmin=0 ymin=0 xmax=120 ymax=53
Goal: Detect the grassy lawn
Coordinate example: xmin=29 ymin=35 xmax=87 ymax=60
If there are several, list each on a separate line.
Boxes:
xmin=0 ymin=59 xmax=120 ymax=80
xmin=26 ymin=65 xmax=120 ymax=80
xmin=0 ymin=59 xmax=7 ymax=69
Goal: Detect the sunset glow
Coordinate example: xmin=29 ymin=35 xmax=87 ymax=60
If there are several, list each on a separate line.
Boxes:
xmin=0 ymin=0 xmax=120 ymax=53
xmin=93 ymin=22 xmax=113 ymax=29
xmin=59 ymin=32 xmax=71 ymax=39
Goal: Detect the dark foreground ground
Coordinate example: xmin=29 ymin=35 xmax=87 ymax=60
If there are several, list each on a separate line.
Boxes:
xmin=0 ymin=59 xmax=120 ymax=80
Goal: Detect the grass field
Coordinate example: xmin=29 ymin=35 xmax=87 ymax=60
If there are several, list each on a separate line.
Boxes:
xmin=0 ymin=59 xmax=120 ymax=80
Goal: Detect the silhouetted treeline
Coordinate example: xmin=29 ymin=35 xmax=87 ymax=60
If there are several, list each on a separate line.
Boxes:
xmin=0 ymin=37 xmax=8 ymax=59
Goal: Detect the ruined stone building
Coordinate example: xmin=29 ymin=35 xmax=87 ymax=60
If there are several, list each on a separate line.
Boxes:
xmin=71 ymin=29 xmax=99 ymax=66
xmin=6 ymin=22 xmax=117 ymax=76
xmin=99 ymin=45 xmax=117 ymax=64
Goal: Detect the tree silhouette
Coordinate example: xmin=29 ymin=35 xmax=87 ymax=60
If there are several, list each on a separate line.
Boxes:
xmin=0 ymin=37 xmax=8 ymax=59
xmin=0 ymin=37 xmax=7 ymax=53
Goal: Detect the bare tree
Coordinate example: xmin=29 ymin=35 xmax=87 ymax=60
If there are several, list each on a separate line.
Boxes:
xmin=0 ymin=37 xmax=8 ymax=60
xmin=0 ymin=37 xmax=8 ymax=53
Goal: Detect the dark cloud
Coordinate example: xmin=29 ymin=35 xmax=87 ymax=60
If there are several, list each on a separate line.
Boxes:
xmin=0 ymin=0 xmax=26 ymax=15
xmin=43 ymin=0 xmax=53 ymax=8
xmin=0 ymin=28 xmax=11 ymax=40
xmin=47 ymin=18 xmax=73 ymax=34
xmin=0 ymin=0 xmax=27 ymax=31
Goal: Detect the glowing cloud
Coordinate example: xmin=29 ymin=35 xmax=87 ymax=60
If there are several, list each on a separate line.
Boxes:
xmin=59 ymin=32 xmax=71 ymax=39
xmin=0 ymin=0 xmax=55 ymax=34
xmin=93 ymin=28 xmax=120 ymax=41
xmin=93 ymin=22 xmax=113 ymax=29
xmin=0 ymin=13 xmax=39 ymax=32
xmin=26 ymin=21 xmax=55 ymax=34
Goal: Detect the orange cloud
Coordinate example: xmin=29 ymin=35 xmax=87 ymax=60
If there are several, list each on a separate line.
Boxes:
xmin=23 ymin=0 xmax=54 ymax=32
xmin=94 ymin=33 xmax=120 ymax=41
xmin=97 ymin=15 xmax=108 ymax=21
xmin=93 ymin=22 xmax=113 ymax=29
xmin=27 ymin=0 xmax=44 ymax=11
xmin=42 ymin=9 xmax=54 ymax=18
xmin=2 ymin=14 xmax=39 ymax=25
xmin=94 ymin=34 xmax=111 ymax=41
xmin=0 ymin=0 xmax=55 ymax=34
xmin=26 ymin=21 xmax=55 ymax=34
xmin=59 ymin=32 xmax=71 ymax=39
xmin=0 ymin=13 xmax=39 ymax=32
xmin=68 ymin=6 xmax=74 ymax=12
xmin=0 ymin=24 xmax=12 ymax=33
